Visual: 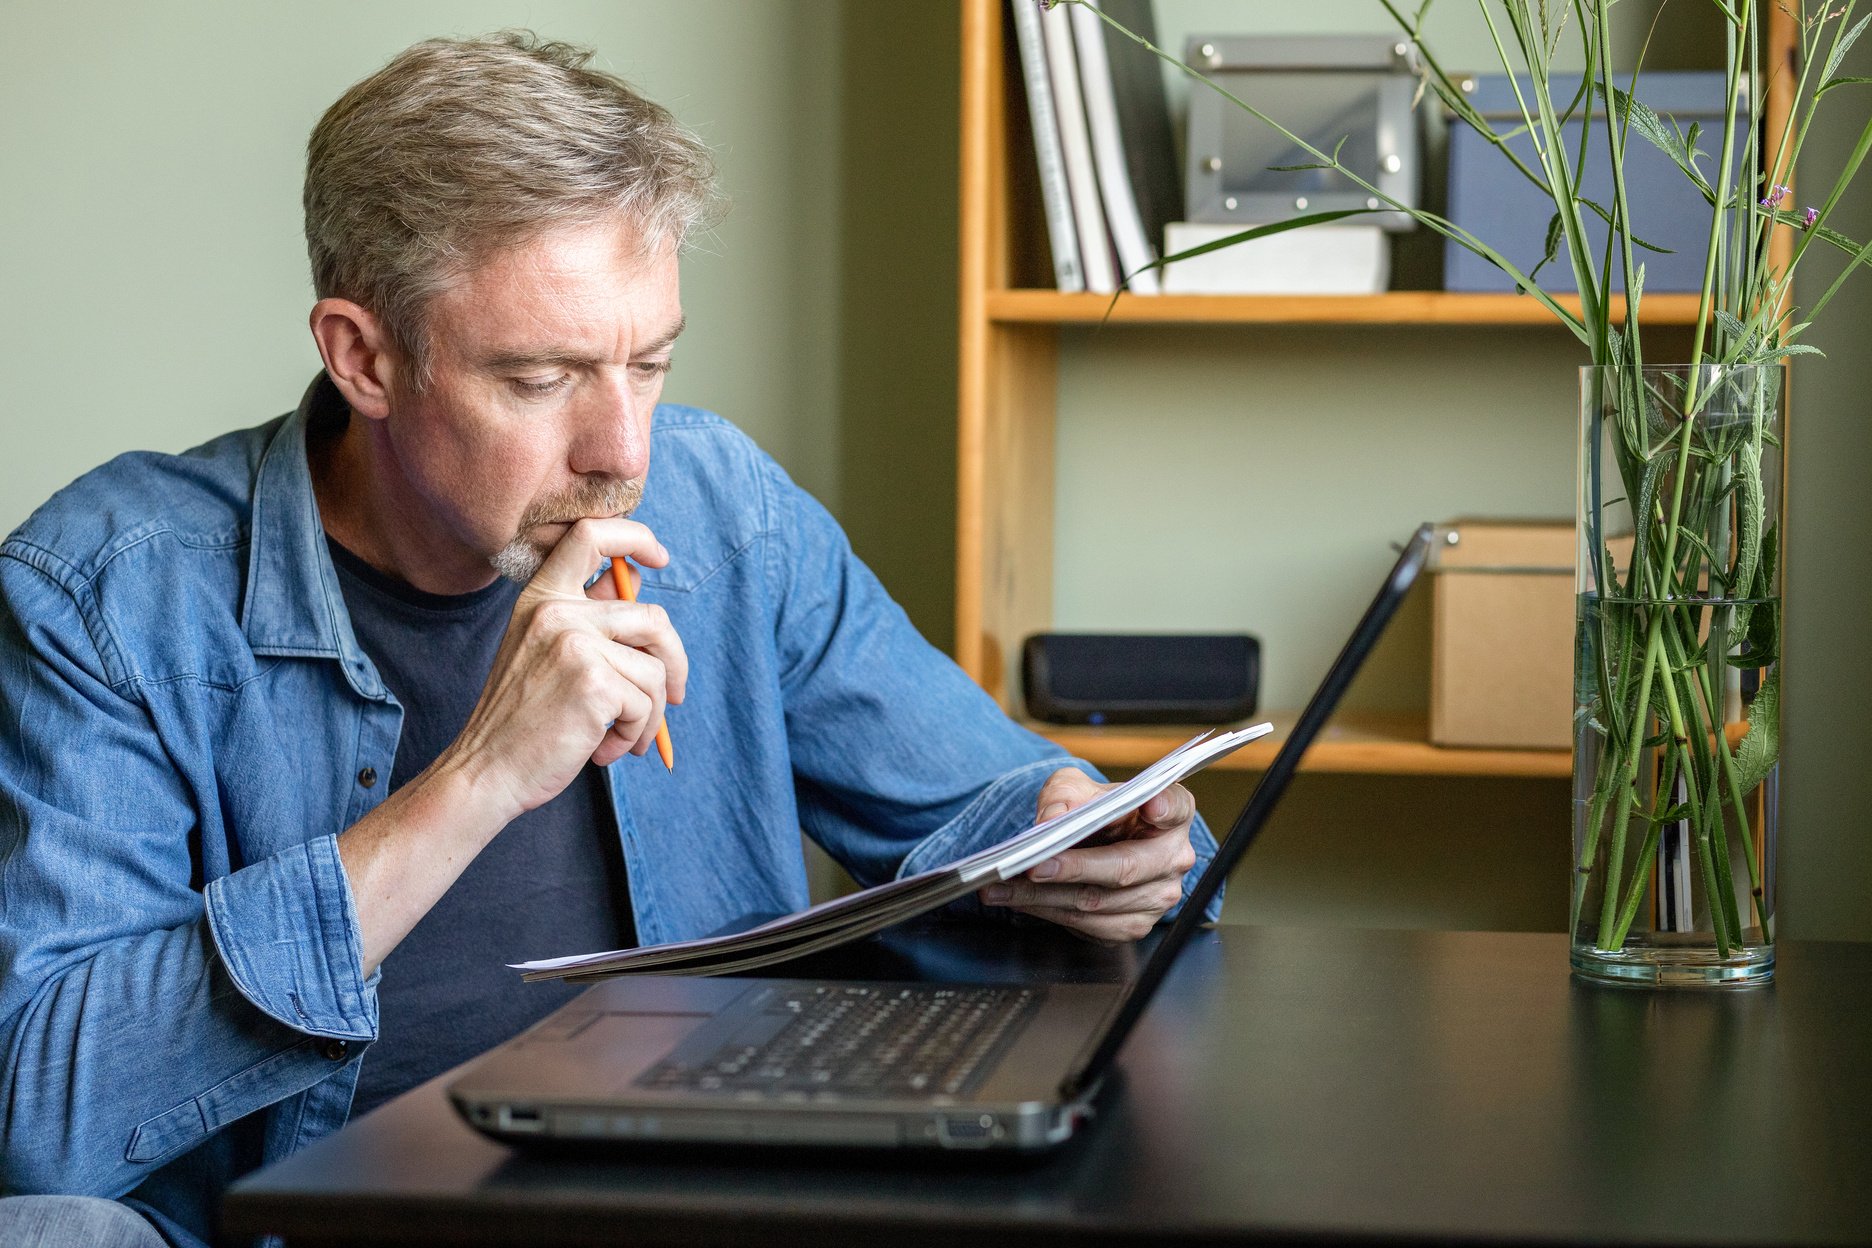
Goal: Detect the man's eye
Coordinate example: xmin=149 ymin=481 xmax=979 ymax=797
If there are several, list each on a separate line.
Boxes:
xmin=633 ymin=360 xmax=673 ymax=379
xmin=512 ymin=376 xmax=569 ymax=397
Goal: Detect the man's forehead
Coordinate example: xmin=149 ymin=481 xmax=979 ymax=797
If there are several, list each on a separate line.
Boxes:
xmin=431 ymin=223 xmax=682 ymax=359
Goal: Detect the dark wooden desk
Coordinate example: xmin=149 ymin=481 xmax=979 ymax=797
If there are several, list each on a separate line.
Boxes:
xmin=224 ymin=925 xmax=1872 ymax=1246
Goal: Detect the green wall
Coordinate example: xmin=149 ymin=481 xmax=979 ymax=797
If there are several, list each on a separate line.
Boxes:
xmin=2 ymin=3 xmax=1864 ymax=939
xmin=0 ymin=0 xmax=844 ymax=523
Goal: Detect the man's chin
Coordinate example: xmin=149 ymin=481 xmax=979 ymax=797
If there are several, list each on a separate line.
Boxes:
xmin=492 ymin=498 xmax=642 ymax=585
xmin=489 ymin=539 xmax=548 ymax=586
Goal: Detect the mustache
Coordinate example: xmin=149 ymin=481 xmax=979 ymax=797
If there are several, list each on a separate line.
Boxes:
xmin=518 ymin=477 xmax=644 ymax=530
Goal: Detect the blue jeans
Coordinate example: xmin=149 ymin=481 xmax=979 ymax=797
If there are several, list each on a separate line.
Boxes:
xmin=0 ymin=1196 xmax=165 ymax=1247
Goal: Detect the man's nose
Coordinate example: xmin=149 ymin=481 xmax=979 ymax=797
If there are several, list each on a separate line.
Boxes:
xmin=568 ymin=371 xmax=650 ymax=480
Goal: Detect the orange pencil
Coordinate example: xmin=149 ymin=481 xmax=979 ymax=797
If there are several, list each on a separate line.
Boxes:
xmin=611 ymin=558 xmax=675 ymax=771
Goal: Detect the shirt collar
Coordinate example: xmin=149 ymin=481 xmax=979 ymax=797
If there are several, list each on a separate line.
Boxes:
xmin=240 ymin=374 xmax=387 ymax=698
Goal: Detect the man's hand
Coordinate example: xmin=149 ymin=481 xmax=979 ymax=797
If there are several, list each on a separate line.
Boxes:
xmin=339 ymin=516 xmax=687 ymax=976
xmin=976 ymin=768 xmax=1198 ymax=944
xmin=440 ymin=517 xmax=689 ymax=819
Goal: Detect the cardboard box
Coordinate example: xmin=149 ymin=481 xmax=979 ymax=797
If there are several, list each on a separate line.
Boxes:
xmin=1429 ymin=520 xmax=1574 ymax=750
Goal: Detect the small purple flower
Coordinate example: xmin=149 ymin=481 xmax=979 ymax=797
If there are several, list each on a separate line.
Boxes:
xmin=1758 ymin=183 xmax=1791 ymax=209
xmin=1802 ymin=206 xmax=1820 ymax=229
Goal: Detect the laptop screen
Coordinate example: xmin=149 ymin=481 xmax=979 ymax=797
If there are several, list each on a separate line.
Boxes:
xmin=1058 ymin=524 xmax=1436 ymax=1098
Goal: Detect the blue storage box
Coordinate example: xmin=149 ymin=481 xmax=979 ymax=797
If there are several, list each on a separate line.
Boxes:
xmin=1444 ymin=72 xmax=1747 ymax=293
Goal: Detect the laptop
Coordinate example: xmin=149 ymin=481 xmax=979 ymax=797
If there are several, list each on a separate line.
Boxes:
xmin=448 ymin=524 xmax=1435 ymax=1151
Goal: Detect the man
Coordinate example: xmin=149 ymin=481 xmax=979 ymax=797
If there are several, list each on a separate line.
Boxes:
xmin=0 ymin=33 xmax=1220 ymax=1247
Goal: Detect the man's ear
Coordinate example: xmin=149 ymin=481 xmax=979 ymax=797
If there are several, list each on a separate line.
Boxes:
xmin=309 ymin=298 xmax=401 ymax=421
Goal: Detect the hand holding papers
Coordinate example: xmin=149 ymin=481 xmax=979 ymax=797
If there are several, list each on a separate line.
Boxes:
xmin=513 ymin=723 xmax=1273 ymax=982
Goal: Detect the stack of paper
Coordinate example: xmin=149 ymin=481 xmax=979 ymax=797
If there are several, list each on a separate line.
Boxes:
xmin=512 ymin=723 xmax=1273 ymax=982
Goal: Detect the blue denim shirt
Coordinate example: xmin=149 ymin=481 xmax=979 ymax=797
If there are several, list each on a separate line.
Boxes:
xmin=0 ymin=377 xmax=1221 ymax=1246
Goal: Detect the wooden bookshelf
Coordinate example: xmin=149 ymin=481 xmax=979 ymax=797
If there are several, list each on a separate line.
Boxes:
xmin=988 ymin=290 xmax=1707 ymax=327
xmin=955 ymin=0 xmax=1797 ymax=782
xmin=1033 ymin=711 xmax=1571 ymax=779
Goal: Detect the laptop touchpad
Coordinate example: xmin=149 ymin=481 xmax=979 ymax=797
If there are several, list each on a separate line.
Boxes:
xmin=557 ymin=1012 xmax=712 ymax=1087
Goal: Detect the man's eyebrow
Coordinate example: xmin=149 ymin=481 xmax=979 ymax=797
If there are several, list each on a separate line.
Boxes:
xmin=635 ymin=315 xmax=686 ymax=358
xmin=479 ymin=316 xmax=685 ymax=372
xmin=479 ymin=348 xmax=608 ymax=372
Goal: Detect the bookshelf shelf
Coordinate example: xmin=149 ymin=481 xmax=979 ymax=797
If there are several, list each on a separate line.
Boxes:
xmin=955 ymin=0 xmax=1794 ymax=786
xmin=1033 ymin=711 xmax=1572 ymax=779
xmin=988 ymin=289 xmax=1706 ymax=327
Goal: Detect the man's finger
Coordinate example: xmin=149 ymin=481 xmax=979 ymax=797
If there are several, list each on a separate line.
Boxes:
xmin=598 ymin=642 xmax=670 ymax=756
xmin=535 ymin=597 xmax=689 ymax=705
xmin=1025 ymin=827 xmax=1189 ymax=889
xmin=584 ymin=559 xmax=640 ymax=602
xmin=979 ymin=877 xmax=1183 ymax=916
xmin=1136 ymin=783 xmax=1196 ymax=832
xmin=1034 ymin=767 xmax=1102 ymax=822
xmin=532 ymin=516 xmax=667 ymax=597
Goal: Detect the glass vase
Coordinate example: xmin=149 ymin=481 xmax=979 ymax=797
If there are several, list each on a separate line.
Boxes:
xmin=1572 ymin=364 xmax=1780 ymax=987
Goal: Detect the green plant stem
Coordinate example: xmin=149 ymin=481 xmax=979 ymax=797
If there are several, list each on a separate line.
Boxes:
xmin=1594 ymin=2 xmax=1642 ymax=369
xmin=1485 ymin=0 xmax=1604 ymax=321
xmin=1606 ymin=737 xmax=1684 ymax=949
xmin=1688 ymin=1 xmax=1752 ymax=375
xmin=1595 ymin=616 xmax=1666 ymax=945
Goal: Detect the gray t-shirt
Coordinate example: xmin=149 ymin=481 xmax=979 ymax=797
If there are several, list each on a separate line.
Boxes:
xmin=327 ymin=539 xmax=635 ymax=1119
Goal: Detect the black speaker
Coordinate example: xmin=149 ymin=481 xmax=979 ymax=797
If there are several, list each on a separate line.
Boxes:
xmin=1021 ymin=633 xmax=1260 ymax=726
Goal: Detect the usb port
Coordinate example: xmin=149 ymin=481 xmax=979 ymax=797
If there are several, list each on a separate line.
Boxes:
xmin=500 ymin=1106 xmax=544 ymax=1132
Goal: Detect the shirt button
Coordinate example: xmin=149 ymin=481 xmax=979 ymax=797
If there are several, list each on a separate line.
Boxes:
xmin=357 ymin=767 xmax=377 ymax=788
xmin=321 ymin=1038 xmax=350 ymax=1061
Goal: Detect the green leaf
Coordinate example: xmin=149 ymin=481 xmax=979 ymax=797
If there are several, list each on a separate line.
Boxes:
xmin=1148 ymin=211 xmax=1377 ymax=266
xmin=1532 ymin=211 xmax=1564 ymax=283
xmin=1818 ymin=75 xmax=1872 ymax=98
xmin=1715 ymin=309 xmax=1751 ymax=351
xmin=1646 ymin=802 xmax=1693 ymax=825
xmin=1599 ymin=83 xmax=1714 ymax=198
xmin=1577 ymin=197 xmax=1677 ymax=254
xmin=1821 ymin=13 xmax=1871 ymax=88
xmin=1631 ymin=456 xmax=1668 ymax=590
xmin=1737 ymin=525 xmax=1780 ymax=666
xmin=1730 ymin=441 xmax=1765 ymax=637
xmin=1675 ymin=526 xmax=1724 ymax=571
xmin=1111 ymin=209 xmax=1382 ymax=317
xmin=1731 ymin=669 xmax=1781 ymax=797
xmin=1731 ymin=644 xmax=1778 ymax=670
xmin=1802 ymin=221 xmax=1872 ymax=274
xmin=1271 ymin=134 xmax=1350 ymax=173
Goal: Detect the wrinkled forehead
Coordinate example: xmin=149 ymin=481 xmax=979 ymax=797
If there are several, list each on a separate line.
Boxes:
xmin=425 ymin=222 xmax=682 ymax=363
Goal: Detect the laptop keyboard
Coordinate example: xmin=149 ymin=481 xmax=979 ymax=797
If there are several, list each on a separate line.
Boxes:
xmin=636 ymin=984 xmax=1043 ymax=1099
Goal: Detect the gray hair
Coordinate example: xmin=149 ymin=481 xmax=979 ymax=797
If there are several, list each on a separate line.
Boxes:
xmin=304 ymin=30 xmax=723 ymax=382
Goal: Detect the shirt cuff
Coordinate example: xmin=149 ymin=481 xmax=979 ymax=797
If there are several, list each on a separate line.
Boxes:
xmin=893 ymin=756 xmax=1103 ymax=882
xmin=894 ymin=757 xmax=1227 ymax=925
xmin=203 ymin=834 xmax=378 ymax=1040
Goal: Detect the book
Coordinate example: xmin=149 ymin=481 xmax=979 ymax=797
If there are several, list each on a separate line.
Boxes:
xmin=1009 ymin=0 xmax=1086 ymax=292
xmin=1096 ymin=0 xmax=1183 ymax=274
xmin=1069 ymin=1 xmax=1160 ymax=293
xmin=1038 ymin=2 xmax=1119 ymax=294
xmin=512 ymin=723 xmax=1273 ymax=981
xmin=1159 ymin=221 xmax=1392 ymax=295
